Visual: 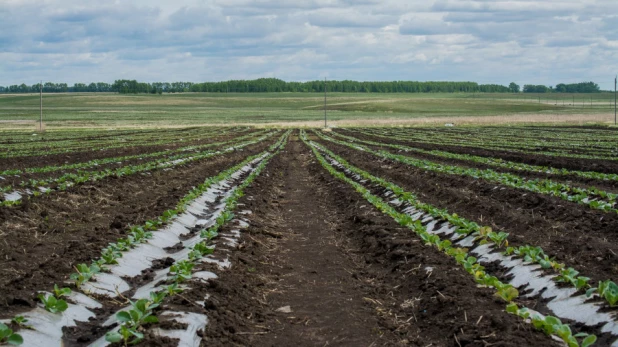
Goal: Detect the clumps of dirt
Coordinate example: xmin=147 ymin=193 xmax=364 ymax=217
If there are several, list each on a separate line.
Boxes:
xmin=197 ymin=135 xmax=554 ymax=346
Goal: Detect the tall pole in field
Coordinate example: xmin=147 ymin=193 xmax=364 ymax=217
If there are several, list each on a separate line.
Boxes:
xmin=614 ymin=75 xmax=616 ymax=125
xmin=324 ymin=77 xmax=327 ymax=128
xmin=39 ymin=81 xmax=43 ymax=131
xmin=614 ymin=76 xmax=618 ymax=125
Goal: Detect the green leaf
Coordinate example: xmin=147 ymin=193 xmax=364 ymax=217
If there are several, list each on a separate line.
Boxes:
xmin=117 ymin=311 xmax=132 ymax=322
xmin=0 ymin=323 xmax=12 ymax=339
xmin=7 ymin=334 xmax=24 ymax=346
xmin=142 ymin=315 xmax=159 ymax=324
xmin=105 ymin=331 xmax=123 ymax=343
xmin=581 ymin=335 xmax=597 ymax=347
xmin=506 ymin=303 xmax=518 ymax=314
xmin=55 ymin=299 xmax=69 ymax=312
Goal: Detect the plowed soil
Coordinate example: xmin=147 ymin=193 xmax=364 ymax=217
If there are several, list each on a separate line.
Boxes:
xmin=337 ymin=129 xmax=618 ymax=174
xmin=0 ymin=127 xmax=254 ymax=172
xmin=0 ymin=138 xmax=273 ymax=317
xmin=3 ymin=128 xmax=614 ymax=346
xmin=197 ymin=134 xmax=555 ymax=346
xmin=333 ymin=131 xmax=618 ymax=194
xmin=315 ymin=137 xmax=618 ymax=287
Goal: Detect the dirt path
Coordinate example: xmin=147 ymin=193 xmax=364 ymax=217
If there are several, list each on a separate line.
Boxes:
xmin=246 ymin=138 xmax=383 ymax=346
xmin=202 ymin=134 xmax=553 ymax=346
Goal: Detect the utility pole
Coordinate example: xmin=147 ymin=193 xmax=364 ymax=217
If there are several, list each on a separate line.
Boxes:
xmin=39 ymin=81 xmax=43 ymax=131
xmin=324 ymin=77 xmax=327 ymax=128
xmin=614 ymin=75 xmax=616 ymax=125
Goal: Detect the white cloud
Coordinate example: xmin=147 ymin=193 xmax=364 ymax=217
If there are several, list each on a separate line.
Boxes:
xmin=0 ymin=0 xmax=617 ymax=89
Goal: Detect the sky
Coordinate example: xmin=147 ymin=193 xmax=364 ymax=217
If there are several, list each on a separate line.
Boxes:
xmin=1 ymin=0 xmax=617 ymax=89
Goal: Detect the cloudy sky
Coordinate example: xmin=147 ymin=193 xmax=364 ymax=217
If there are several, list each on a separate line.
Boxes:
xmin=1 ymin=0 xmax=617 ymax=89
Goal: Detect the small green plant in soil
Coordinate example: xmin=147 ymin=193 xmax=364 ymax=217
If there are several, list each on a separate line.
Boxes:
xmin=169 ymin=260 xmax=194 ymax=283
xmin=10 ymin=316 xmax=29 ymax=330
xmin=0 ymin=323 xmax=23 ymax=346
xmin=37 ymin=293 xmax=68 ymax=314
xmin=70 ymin=263 xmax=101 ymax=289
xmin=587 ymin=280 xmax=618 ymax=306
xmin=105 ymin=299 xmax=160 ymax=346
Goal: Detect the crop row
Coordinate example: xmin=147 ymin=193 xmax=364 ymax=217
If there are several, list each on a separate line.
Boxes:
xmin=1 ymin=127 xmax=247 ymax=158
xmin=330 ymin=131 xmax=618 ymax=183
xmin=0 ymin=128 xmax=269 ymax=178
xmin=356 ymin=128 xmax=618 ymax=161
xmin=317 ymin=131 xmax=618 ymax=214
xmin=372 ymin=127 xmax=618 ymax=151
xmin=309 ymin=135 xmax=618 ymax=308
xmin=423 ymin=126 xmax=618 ymax=144
xmin=0 ymin=131 xmax=278 ymax=206
xmin=397 ymin=127 xmax=618 ymax=150
xmin=302 ymin=131 xmax=606 ymax=347
xmin=1 ymin=131 xmax=290 ymax=346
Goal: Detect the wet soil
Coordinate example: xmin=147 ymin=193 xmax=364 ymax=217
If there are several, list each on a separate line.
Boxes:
xmin=0 ymin=139 xmax=274 ymax=317
xmin=316 ymin=137 xmax=618 ymax=287
xmin=337 ymin=129 xmax=618 ymax=174
xmin=198 ymin=134 xmax=555 ymax=346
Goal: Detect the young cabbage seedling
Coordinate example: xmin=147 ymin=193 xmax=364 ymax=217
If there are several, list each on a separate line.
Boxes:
xmin=37 ymin=293 xmax=69 ymax=314
xmin=53 ymin=284 xmax=71 ymax=298
xmin=10 ymin=316 xmax=30 ymax=330
xmin=587 ymin=280 xmax=618 ymax=306
xmin=0 ymin=323 xmax=23 ymax=346
xmin=70 ymin=263 xmax=101 ymax=289
xmin=105 ymin=298 xmax=160 ymax=346
xmin=200 ymin=228 xmax=218 ymax=240
xmin=164 ymin=283 xmax=184 ymax=296
xmin=169 ymin=260 xmax=194 ymax=283
xmin=556 ymin=268 xmax=590 ymax=291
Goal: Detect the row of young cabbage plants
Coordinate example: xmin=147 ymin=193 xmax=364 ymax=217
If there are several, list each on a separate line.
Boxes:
xmin=331 ymin=131 xmax=618 ymax=183
xmin=356 ymin=128 xmax=618 ymax=161
xmin=0 ymin=131 xmax=278 ymax=206
xmin=0 ymin=131 xmax=290 ymax=346
xmin=309 ymin=134 xmax=618 ymax=308
xmin=302 ymin=131 xmax=608 ymax=347
xmin=0 ymin=129 xmax=268 ymax=177
xmin=316 ymin=131 xmax=618 ymax=214
xmin=381 ymin=127 xmax=618 ymax=151
xmin=0 ymin=127 xmax=244 ymax=158
xmin=429 ymin=126 xmax=618 ymax=145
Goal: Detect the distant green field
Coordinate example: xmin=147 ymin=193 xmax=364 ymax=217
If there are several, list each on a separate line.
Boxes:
xmin=0 ymin=92 xmax=614 ymax=129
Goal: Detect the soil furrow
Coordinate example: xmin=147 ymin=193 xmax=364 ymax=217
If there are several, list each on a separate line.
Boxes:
xmin=315 ymin=137 xmax=618 ymax=286
xmin=0 ymin=128 xmax=255 ymax=172
xmin=331 ymin=131 xmax=618 ymax=194
xmin=0 ymin=139 xmax=274 ymax=317
xmin=199 ymin=134 xmax=555 ymax=346
xmin=338 ymin=129 xmax=618 ymax=174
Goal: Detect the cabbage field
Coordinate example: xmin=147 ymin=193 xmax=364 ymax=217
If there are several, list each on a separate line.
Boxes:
xmin=0 ymin=126 xmax=617 ymax=346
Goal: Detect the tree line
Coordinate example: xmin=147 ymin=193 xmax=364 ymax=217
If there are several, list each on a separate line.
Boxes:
xmin=522 ymin=82 xmax=601 ymax=93
xmin=0 ymin=79 xmax=604 ymax=94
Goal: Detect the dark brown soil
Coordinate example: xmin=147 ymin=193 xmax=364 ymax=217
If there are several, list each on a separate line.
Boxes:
xmin=0 ymin=128 xmax=255 ymax=172
xmin=0 ymin=138 xmax=274 ymax=317
xmin=334 ymin=131 xmax=618 ymax=194
xmin=315 ymin=137 xmax=618 ymax=287
xmin=0 ymin=129 xmax=263 ymax=190
xmin=337 ymin=129 xmax=618 ymax=174
xmin=198 ymin=134 xmax=556 ymax=346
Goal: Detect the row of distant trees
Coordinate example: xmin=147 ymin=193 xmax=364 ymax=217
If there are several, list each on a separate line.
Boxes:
xmin=0 ymin=79 xmax=602 ymax=94
xmin=521 ymin=82 xmax=601 ymax=93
